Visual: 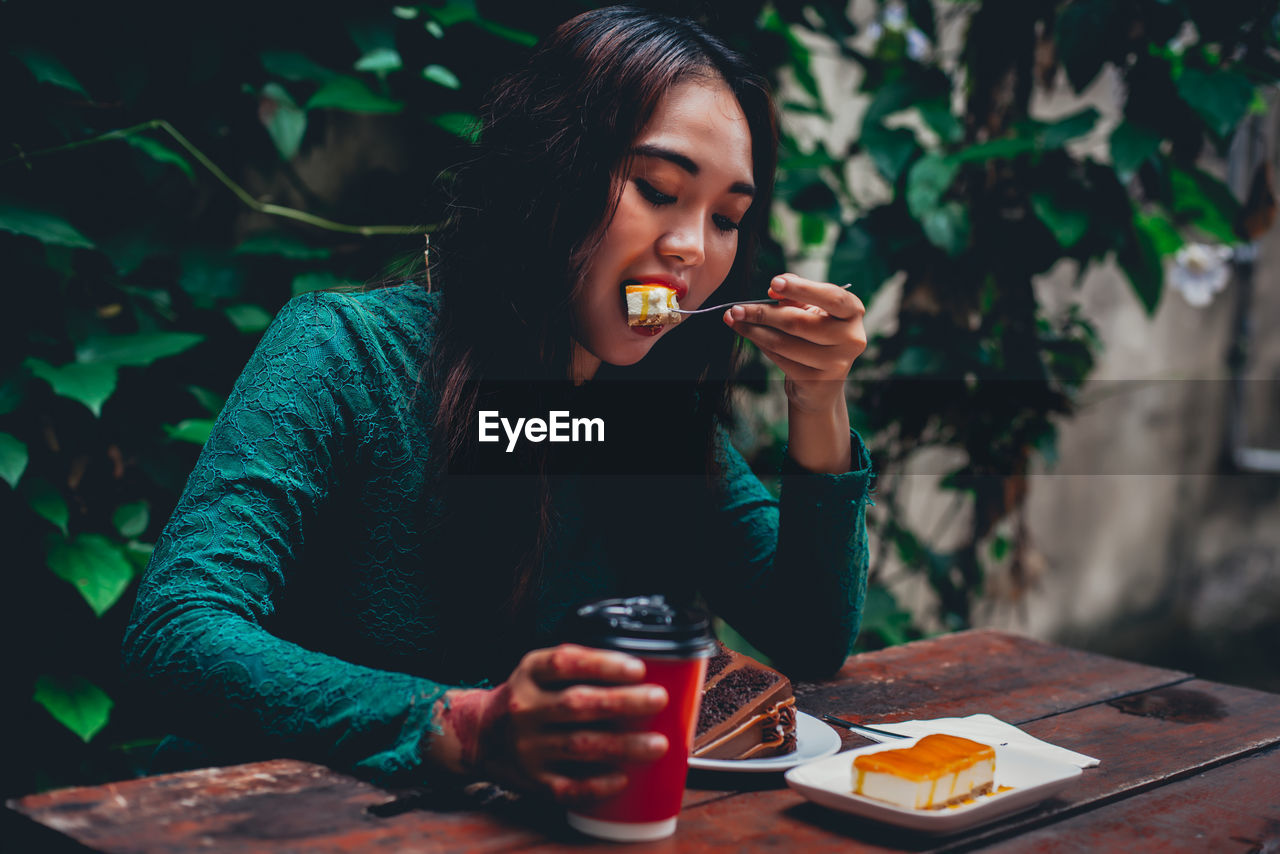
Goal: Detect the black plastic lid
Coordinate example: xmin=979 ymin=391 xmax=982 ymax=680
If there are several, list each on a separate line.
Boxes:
xmin=563 ymin=595 xmax=717 ymax=658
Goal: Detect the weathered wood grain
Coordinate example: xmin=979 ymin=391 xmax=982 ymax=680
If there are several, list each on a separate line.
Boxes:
xmin=669 ymin=678 xmax=1280 ymax=854
xmin=795 ymin=630 xmax=1191 ymax=752
xmin=7 ymin=631 xmax=1275 ymax=854
xmin=975 ymin=744 xmax=1280 ymax=853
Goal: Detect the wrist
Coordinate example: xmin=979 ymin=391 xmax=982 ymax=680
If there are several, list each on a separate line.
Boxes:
xmin=438 ymin=683 xmax=512 ymax=776
xmin=784 ymin=378 xmax=845 ymax=415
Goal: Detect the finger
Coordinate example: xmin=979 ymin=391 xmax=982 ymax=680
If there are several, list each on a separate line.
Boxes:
xmin=754 ymin=346 xmax=828 ymax=381
xmin=527 ymin=730 xmax=669 ymax=764
xmin=526 ymin=644 xmax=646 ymax=686
xmin=726 ymin=313 xmax=831 ymax=372
xmin=545 ymin=683 xmax=669 ymax=723
xmin=768 ymin=274 xmax=865 ymax=320
xmin=539 ymin=771 xmax=630 ymax=806
xmin=728 ymin=302 xmax=847 ymax=346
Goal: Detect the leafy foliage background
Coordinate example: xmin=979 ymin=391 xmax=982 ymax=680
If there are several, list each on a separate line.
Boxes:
xmin=2 ymin=0 xmax=1276 ymax=796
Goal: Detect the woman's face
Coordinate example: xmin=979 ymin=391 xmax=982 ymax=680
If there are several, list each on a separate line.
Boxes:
xmin=571 ymin=77 xmax=755 ymax=381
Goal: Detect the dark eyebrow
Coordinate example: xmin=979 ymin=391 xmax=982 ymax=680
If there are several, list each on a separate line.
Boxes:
xmin=631 ymin=144 xmax=756 ymax=198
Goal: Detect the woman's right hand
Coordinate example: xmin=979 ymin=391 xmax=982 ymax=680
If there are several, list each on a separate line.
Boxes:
xmin=433 ymin=644 xmax=670 ymax=804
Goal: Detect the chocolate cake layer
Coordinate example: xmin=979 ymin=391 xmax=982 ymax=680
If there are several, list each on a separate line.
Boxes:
xmin=692 ymin=644 xmax=797 ymax=760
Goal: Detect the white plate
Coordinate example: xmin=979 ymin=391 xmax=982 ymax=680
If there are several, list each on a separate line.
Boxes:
xmin=688 ymin=711 xmax=842 ymax=773
xmin=785 ymin=737 xmax=1081 ymax=834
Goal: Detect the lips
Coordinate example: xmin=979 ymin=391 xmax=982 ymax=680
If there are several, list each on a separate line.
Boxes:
xmin=621 ymin=277 xmax=688 ymax=301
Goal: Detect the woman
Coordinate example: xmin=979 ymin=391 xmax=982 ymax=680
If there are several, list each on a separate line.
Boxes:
xmin=123 ymin=6 xmax=871 ymax=805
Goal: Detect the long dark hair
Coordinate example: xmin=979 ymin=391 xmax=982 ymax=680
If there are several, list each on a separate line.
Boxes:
xmin=428 ymin=6 xmax=778 ymax=618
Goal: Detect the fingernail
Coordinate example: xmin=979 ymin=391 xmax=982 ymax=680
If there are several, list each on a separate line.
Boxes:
xmin=623 ymin=658 xmax=644 ymax=678
xmin=647 ymin=686 xmax=667 ymax=705
xmin=731 ymin=305 xmax=745 ymax=321
xmin=723 ymin=309 xmax=734 ymax=324
xmin=772 ymin=276 xmax=787 ymax=289
xmin=645 ymin=734 xmax=668 ymax=753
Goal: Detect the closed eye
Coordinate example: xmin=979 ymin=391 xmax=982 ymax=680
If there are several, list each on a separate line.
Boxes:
xmin=634 ymin=178 xmax=675 ymax=206
xmin=713 ymin=214 xmax=740 ymax=233
xmin=636 ymin=179 xmax=740 ymax=234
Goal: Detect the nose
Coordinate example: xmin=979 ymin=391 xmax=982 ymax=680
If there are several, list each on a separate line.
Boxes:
xmin=656 ymin=219 xmax=705 ymax=267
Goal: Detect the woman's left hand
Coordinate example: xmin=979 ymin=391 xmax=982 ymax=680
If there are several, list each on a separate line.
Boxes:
xmin=723 ymin=274 xmax=867 ymax=412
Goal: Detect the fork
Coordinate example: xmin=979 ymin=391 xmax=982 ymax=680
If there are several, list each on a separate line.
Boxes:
xmin=820 ymin=713 xmax=911 ymax=740
xmin=672 ymin=282 xmax=854 ymax=316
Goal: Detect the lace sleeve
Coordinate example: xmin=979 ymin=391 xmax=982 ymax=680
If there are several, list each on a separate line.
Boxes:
xmin=696 ymin=428 xmax=874 ymax=679
xmin=122 ymin=292 xmax=451 ymax=786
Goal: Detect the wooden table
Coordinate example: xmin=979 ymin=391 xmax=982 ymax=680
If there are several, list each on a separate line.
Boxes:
xmin=8 ymin=629 xmax=1280 ymax=852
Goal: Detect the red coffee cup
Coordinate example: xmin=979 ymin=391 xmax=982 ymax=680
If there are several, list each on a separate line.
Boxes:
xmin=560 ymin=595 xmax=716 ymax=842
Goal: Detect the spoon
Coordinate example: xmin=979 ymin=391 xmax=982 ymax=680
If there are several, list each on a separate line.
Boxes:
xmin=672 ymin=282 xmax=854 ymax=317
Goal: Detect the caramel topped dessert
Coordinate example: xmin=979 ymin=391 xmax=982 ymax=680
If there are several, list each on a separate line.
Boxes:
xmin=853 ymin=734 xmax=996 ymax=809
xmin=625 ymin=284 xmax=683 ymax=326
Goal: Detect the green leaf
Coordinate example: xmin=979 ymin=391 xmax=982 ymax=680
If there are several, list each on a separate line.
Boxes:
xmin=905 ymin=154 xmax=959 ymax=219
xmin=1170 ymin=167 xmax=1240 ymax=243
xmin=1110 ymin=121 xmax=1162 ymax=181
xmin=33 ymin=675 xmax=113 ymax=743
xmin=829 ymin=222 xmax=891 ymax=302
xmin=25 ymin=358 xmax=117 ymax=416
xmin=0 ymin=202 xmax=94 ymax=249
xmin=23 ymin=477 xmax=69 ymax=535
xmin=1031 ymin=191 xmax=1090 ymax=248
xmin=179 ymin=250 xmax=244 ymax=307
xmin=800 ymin=213 xmax=827 ymax=246
xmin=124 ymin=540 xmax=155 ymax=574
xmin=422 ymin=64 xmax=461 ymax=90
xmin=10 ymin=47 xmax=89 ymax=97
xmin=354 ymin=47 xmax=403 ymax=74
xmin=259 ymin=82 xmax=307 ymax=161
xmin=1055 ymin=0 xmax=1114 ymax=92
xmin=1041 ymin=107 xmax=1099 ymax=149
xmin=1134 ymin=211 xmax=1184 ymax=256
xmin=291 ymin=270 xmax=343 ymax=296
xmin=0 ymin=432 xmax=28 ymax=488
xmin=260 ymin=50 xmax=334 ymax=82
xmin=225 ymin=304 xmax=273 ymax=333
xmin=164 ymin=419 xmax=215 ymax=446
xmin=1176 ymin=68 xmax=1255 ymax=138
xmin=431 ymin=112 xmax=480 ymax=142
xmin=951 ymin=136 xmax=1039 ymax=163
xmin=428 ymin=0 xmax=478 ymax=28
xmin=0 ymin=372 xmax=26 ymax=415
xmin=1119 ymin=212 xmax=1165 ymax=315
xmin=234 ymin=233 xmax=331 ymax=260
xmin=306 ymin=76 xmax=404 ymax=114
xmin=187 ymin=385 xmax=225 ymax=417
xmin=917 ymin=99 xmax=963 ymax=144
xmin=787 ymin=181 xmax=839 ymax=214
xmin=46 ymin=533 xmax=134 ymax=616
xmin=920 ymin=202 xmax=970 ymax=255
xmin=75 ymin=332 xmax=203 ymax=367
xmin=112 ymin=501 xmax=149 ymax=539
xmin=476 ymin=19 xmax=539 ymax=47
xmin=862 ymin=125 xmax=919 ymax=184
xmin=125 ymin=135 xmax=195 ymax=181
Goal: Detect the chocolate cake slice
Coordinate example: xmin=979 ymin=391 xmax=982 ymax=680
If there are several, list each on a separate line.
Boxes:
xmin=692 ymin=643 xmax=797 ymax=760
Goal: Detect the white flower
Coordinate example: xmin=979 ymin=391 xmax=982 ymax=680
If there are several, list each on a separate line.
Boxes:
xmin=906 ymin=28 xmax=930 ymax=60
xmin=883 ymin=1 xmax=908 ymax=31
xmin=1169 ymin=243 xmax=1234 ymax=307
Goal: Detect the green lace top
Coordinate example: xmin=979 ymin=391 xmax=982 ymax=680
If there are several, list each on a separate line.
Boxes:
xmin=122 ymin=285 xmax=873 ymax=786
